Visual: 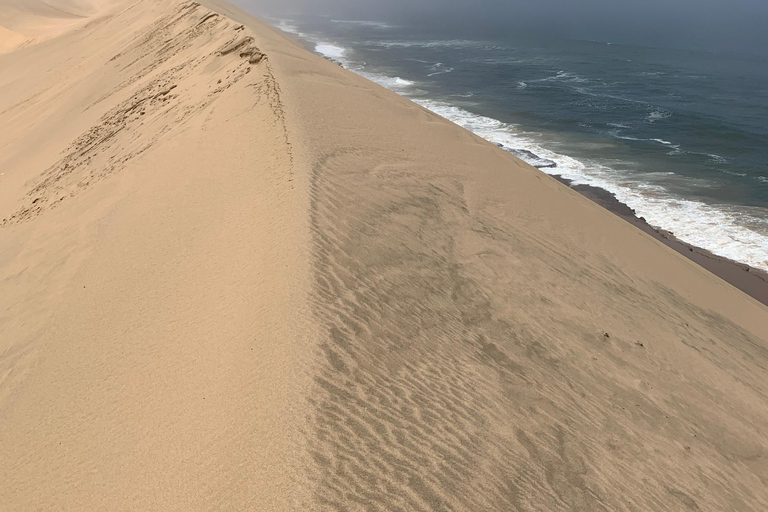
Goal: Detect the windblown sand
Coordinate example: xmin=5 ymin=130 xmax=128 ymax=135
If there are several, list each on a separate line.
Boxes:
xmin=1 ymin=0 xmax=767 ymax=510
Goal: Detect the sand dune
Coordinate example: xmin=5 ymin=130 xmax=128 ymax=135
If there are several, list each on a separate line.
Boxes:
xmin=1 ymin=1 xmax=311 ymax=509
xmin=1 ymin=0 xmax=768 ymax=510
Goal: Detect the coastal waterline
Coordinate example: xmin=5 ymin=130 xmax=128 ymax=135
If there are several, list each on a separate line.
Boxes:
xmin=274 ymin=15 xmax=768 ymax=272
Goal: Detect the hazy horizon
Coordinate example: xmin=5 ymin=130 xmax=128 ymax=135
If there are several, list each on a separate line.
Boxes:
xmin=234 ymin=0 xmax=768 ymax=56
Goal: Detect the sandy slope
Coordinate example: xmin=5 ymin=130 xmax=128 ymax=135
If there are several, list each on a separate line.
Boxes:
xmin=1 ymin=1 xmax=313 ymax=509
xmin=1 ymin=0 xmax=768 ymax=510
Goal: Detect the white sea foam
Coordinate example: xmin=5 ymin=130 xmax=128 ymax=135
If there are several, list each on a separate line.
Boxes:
xmin=708 ymin=154 xmax=728 ymax=164
xmin=273 ymin=19 xmax=308 ymax=39
xmin=647 ymin=109 xmax=672 ymax=122
xmin=652 ymin=138 xmax=682 ymax=153
xmin=357 ymin=72 xmax=415 ymax=91
xmin=275 ymin=20 xmax=299 ymax=34
xmin=616 ymin=135 xmax=681 ymax=153
xmin=427 ymin=63 xmax=454 ymax=77
xmin=315 ymin=43 xmax=348 ymax=61
xmin=311 ymin=36 xmax=423 ymax=97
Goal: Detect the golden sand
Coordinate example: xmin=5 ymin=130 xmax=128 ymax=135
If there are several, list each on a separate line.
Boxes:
xmin=1 ymin=0 xmax=767 ymax=509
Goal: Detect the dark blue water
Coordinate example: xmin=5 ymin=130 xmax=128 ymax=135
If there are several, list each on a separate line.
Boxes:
xmin=275 ymin=16 xmax=768 ymax=270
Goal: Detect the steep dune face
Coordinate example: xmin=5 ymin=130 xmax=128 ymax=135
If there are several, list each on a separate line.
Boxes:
xmin=2 ymin=0 xmax=768 ymax=510
xmin=1 ymin=0 xmax=312 ymax=509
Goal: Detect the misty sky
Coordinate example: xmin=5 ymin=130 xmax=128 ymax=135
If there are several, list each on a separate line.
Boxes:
xmin=235 ymin=0 xmax=768 ymax=55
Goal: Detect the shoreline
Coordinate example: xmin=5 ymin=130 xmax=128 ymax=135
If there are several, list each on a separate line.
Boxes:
xmin=302 ymin=43 xmax=768 ymax=306
xmin=300 ymin=36 xmax=768 ymax=308
xmin=551 ymin=174 xmax=768 ymax=306
xmin=293 ymin=25 xmax=768 ymax=308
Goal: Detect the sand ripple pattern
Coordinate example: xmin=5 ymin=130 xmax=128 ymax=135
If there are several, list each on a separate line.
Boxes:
xmin=306 ymin=149 xmax=768 ymax=511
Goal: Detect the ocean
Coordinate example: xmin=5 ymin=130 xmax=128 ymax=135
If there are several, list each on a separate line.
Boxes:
xmin=272 ymin=15 xmax=768 ymax=271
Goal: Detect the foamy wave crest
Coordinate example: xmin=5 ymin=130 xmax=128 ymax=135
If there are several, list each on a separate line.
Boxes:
xmin=315 ymin=43 xmax=348 ymax=62
xmin=304 ymin=33 xmax=416 ymax=92
xmin=427 ymin=63 xmax=454 ymax=77
xmin=617 ymin=135 xmax=682 ymax=153
xmin=273 ymin=19 xmax=309 ymax=39
xmin=274 ymin=20 xmax=298 ymax=33
xmin=708 ymin=154 xmax=728 ymax=164
xmin=351 ymin=68 xmax=416 ymax=90
xmin=647 ymin=109 xmax=672 ymax=123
